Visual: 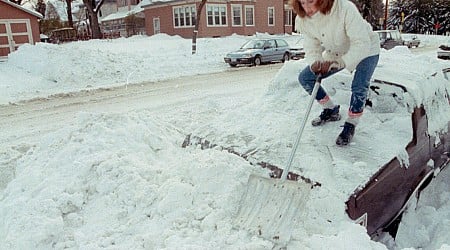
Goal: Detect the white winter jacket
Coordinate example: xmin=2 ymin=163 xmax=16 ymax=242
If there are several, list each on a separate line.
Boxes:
xmin=295 ymin=0 xmax=380 ymax=71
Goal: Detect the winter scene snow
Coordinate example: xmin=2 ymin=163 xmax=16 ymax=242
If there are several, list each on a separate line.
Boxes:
xmin=1 ymin=0 xmax=450 ymax=248
xmin=1 ymin=32 xmax=449 ymax=250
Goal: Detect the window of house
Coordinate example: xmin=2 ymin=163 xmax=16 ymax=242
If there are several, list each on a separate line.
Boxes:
xmin=206 ymin=4 xmax=227 ymax=26
xmin=185 ymin=6 xmax=191 ymax=26
xmin=191 ymin=6 xmax=197 ymax=26
xmin=245 ymin=5 xmax=254 ymax=26
xmin=268 ymin=7 xmax=275 ymax=26
xmin=284 ymin=9 xmax=292 ymax=26
xmin=231 ymin=4 xmax=242 ymax=26
xmin=173 ymin=5 xmax=196 ymax=28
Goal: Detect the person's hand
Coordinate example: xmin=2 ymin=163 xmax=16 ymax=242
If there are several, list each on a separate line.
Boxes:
xmin=310 ymin=60 xmax=345 ymax=75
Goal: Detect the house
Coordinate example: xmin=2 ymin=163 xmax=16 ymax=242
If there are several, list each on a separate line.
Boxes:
xmin=0 ymin=0 xmax=43 ymax=58
xmin=142 ymin=0 xmax=294 ymax=38
xmin=101 ymin=0 xmax=148 ymax=37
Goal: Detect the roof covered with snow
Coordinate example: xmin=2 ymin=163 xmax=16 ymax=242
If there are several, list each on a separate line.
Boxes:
xmin=101 ymin=0 xmax=150 ymax=22
xmin=0 ymin=0 xmax=43 ymax=18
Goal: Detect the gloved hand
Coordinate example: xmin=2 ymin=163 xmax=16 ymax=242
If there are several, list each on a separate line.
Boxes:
xmin=310 ymin=60 xmax=345 ymax=75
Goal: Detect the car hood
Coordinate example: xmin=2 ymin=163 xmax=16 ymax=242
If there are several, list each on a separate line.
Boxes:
xmin=227 ymin=48 xmax=258 ymax=55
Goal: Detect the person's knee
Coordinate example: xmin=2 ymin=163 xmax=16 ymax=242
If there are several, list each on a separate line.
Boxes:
xmin=298 ymin=67 xmax=314 ymax=87
xmin=298 ymin=69 xmax=308 ymax=84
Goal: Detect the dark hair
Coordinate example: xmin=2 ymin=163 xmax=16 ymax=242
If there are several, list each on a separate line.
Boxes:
xmin=289 ymin=0 xmax=335 ymax=18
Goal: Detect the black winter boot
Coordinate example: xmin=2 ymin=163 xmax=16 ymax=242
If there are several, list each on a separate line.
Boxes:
xmin=311 ymin=105 xmax=341 ymax=126
xmin=336 ymin=122 xmax=355 ymax=146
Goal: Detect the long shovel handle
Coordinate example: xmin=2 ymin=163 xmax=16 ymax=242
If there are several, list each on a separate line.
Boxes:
xmin=281 ymin=75 xmax=322 ymax=181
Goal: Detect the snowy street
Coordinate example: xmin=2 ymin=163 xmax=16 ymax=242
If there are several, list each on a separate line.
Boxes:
xmin=0 ymin=64 xmax=280 ymax=189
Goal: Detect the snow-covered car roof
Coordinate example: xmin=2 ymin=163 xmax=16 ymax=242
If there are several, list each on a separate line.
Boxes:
xmin=371 ymin=46 xmax=449 ymax=135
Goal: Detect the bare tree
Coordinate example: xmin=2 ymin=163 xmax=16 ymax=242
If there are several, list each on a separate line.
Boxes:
xmin=82 ymin=0 xmax=106 ymax=39
xmin=46 ymin=2 xmax=60 ymax=20
xmin=36 ymin=0 xmax=46 ymax=17
xmin=192 ymin=0 xmax=207 ymax=54
xmin=65 ymin=0 xmax=74 ymax=27
xmin=351 ymin=0 xmax=384 ymax=29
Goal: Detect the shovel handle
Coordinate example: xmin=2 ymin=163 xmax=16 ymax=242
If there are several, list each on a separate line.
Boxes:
xmin=281 ymin=74 xmax=322 ymax=181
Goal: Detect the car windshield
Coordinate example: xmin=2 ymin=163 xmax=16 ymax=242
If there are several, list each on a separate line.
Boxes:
xmin=377 ymin=32 xmax=387 ymax=40
xmin=241 ymin=40 xmax=265 ymax=49
xmin=402 ymin=34 xmax=417 ymax=40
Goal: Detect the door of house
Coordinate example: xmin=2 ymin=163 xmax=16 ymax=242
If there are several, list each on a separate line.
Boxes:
xmin=0 ymin=19 xmax=33 ymax=58
xmin=153 ymin=18 xmax=160 ymax=35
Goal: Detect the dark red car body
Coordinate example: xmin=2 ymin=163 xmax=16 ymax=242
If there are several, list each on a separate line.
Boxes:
xmin=345 ymin=77 xmax=450 ymax=237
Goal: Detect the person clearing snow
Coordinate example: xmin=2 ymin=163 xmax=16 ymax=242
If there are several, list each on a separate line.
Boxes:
xmin=291 ymin=0 xmax=380 ymax=146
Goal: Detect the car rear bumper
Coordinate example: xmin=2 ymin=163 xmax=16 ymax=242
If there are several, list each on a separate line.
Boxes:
xmin=437 ymin=51 xmax=450 ymax=59
xmin=404 ymin=41 xmax=420 ymax=47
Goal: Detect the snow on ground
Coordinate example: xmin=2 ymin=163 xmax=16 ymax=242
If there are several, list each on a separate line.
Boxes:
xmin=0 ymin=33 xmax=449 ymax=249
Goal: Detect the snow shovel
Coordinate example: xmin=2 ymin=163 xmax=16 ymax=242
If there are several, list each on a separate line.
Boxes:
xmin=234 ymin=75 xmax=322 ymax=244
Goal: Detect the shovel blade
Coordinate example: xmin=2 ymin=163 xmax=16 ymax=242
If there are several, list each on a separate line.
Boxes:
xmin=234 ymin=174 xmax=312 ymax=244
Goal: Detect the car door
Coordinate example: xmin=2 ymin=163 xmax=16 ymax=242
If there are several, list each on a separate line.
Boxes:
xmin=262 ymin=40 xmax=276 ymax=62
xmin=382 ymin=31 xmax=403 ymax=49
xmin=383 ymin=32 xmax=396 ymax=49
xmin=275 ymin=39 xmax=289 ymax=60
xmin=270 ymin=39 xmax=283 ymax=60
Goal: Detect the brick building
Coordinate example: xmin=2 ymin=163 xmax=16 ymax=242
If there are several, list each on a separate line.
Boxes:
xmin=142 ymin=0 xmax=294 ymax=38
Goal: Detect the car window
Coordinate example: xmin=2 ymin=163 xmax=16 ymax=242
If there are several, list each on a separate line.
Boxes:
xmin=392 ymin=31 xmax=401 ymax=40
xmin=264 ymin=40 xmax=276 ymax=49
xmin=378 ymin=32 xmax=386 ymax=40
xmin=386 ymin=32 xmax=392 ymax=40
xmin=242 ymin=40 xmax=264 ymax=49
xmin=254 ymin=41 xmax=264 ymax=49
xmin=276 ymin=39 xmax=288 ymax=48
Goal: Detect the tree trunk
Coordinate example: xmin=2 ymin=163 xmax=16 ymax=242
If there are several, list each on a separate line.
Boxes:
xmin=36 ymin=0 xmax=46 ymax=18
xmin=66 ymin=0 xmax=73 ymax=27
xmin=82 ymin=0 xmax=105 ymax=39
xmin=192 ymin=0 xmax=207 ymax=54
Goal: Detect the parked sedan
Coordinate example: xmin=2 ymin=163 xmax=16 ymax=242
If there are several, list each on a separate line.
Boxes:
xmin=224 ymin=38 xmax=291 ymax=67
xmin=375 ymin=30 xmax=404 ymax=50
xmin=437 ymin=40 xmax=450 ymax=60
xmin=402 ymin=34 xmax=420 ymax=48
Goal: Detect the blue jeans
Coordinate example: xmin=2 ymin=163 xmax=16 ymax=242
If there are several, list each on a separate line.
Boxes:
xmin=298 ymin=55 xmax=379 ymax=114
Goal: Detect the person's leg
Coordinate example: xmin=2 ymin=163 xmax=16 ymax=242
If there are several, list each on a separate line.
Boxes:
xmin=298 ymin=66 xmax=342 ymax=126
xmin=298 ymin=65 xmax=327 ymax=101
xmin=336 ymin=54 xmax=379 ymax=145
xmin=347 ymin=54 xmax=379 ymax=125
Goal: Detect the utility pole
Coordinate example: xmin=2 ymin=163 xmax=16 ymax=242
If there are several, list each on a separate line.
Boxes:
xmin=192 ymin=0 xmax=207 ymax=54
xmin=384 ymin=0 xmax=388 ymax=30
